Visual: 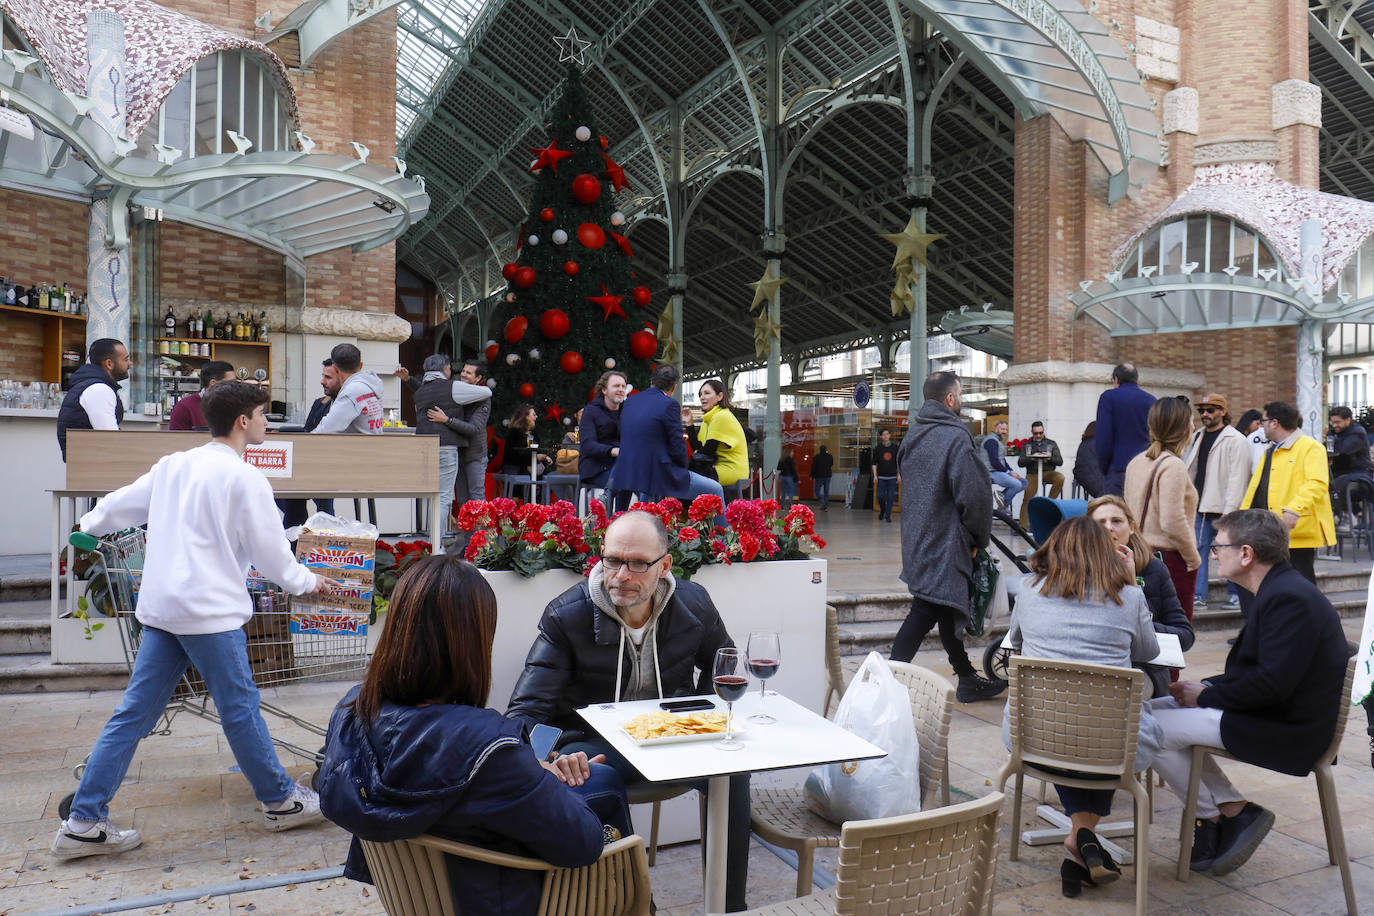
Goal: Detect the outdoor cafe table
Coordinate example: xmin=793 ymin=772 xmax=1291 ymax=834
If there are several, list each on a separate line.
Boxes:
xmin=578 ymin=691 xmax=886 ymax=914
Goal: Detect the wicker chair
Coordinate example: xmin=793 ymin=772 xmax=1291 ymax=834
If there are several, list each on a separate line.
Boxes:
xmin=995 ymin=657 xmax=1151 ymax=916
xmin=1175 ymin=656 xmax=1359 ymax=916
xmin=822 ymin=604 xmax=846 ymax=718
xmin=728 ymin=791 xmax=1002 ymax=916
xmin=358 ymin=832 xmax=652 ymax=916
xmin=751 ymin=660 xmax=955 ymax=898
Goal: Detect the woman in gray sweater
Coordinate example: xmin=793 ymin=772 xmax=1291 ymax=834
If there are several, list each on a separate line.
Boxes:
xmin=1005 ymin=516 xmax=1162 ymax=897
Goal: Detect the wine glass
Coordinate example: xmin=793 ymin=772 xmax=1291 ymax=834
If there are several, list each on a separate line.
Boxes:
xmin=712 ymin=647 xmax=747 ymax=751
xmin=746 ymin=631 xmax=781 ymax=724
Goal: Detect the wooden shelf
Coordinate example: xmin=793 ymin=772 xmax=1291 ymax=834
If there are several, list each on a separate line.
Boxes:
xmin=0 ymin=303 xmax=86 ymax=321
xmin=157 ymin=336 xmax=268 ymax=346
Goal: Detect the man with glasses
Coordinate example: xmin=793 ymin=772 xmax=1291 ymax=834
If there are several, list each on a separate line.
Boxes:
xmin=1016 ymin=420 xmax=1065 ymax=527
xmin=1184 ymin=394 xmax=1251 ymax=609
xmin=506 ymin=510 xmax=752 ymax=911
xmin=1148 ymin=509 xmax=1349 ymax=876
xmin=1240 ymin=401 xmax=1335 ymax=584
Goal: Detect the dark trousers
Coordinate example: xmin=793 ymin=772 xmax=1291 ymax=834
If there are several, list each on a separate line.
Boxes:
xmin=563 ymin=737 xmax=752 ymax=912
xmin=1290 ymin=547 xmax=1316 ymax=584
xmin=1104 ymin=468 xmax=1126 ymax=497
xmin=1054 ymin=785 xmax=1115 ymax=817
xmin=278 ymin=498 xmax=335 ymax=530
xmin=571 ymin=763 xmax=634 ymax=841
xmin=890 ymin=597 xmax=976 ymax=677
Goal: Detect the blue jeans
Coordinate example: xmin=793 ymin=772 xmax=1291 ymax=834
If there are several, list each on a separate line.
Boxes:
xmin=876 ymin=477 xmax=898 ymax=519
xmin=989 ymin=471 xmax=1026 ymax=510
xmin=1194 ymin=514 xmax=1238 ymax=603
xmin=71 ymin=626 xmax=293 ymax=822
xmin=569 ymin=762 xmax=634 ymax=841
xmin=814 ymin=477 xmax=831 ymax=507
xmin=437 ymin=446 xmax=459 ymax=536
xmin=778 ymin=476 xmax=798 ymax=509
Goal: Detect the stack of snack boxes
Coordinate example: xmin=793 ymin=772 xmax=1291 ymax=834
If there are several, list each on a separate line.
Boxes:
xmin=289 ymin=529 xmax=376 ymax=638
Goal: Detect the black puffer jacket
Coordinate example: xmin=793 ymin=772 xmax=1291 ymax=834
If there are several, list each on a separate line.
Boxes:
xmin=1138 ymin=556 xmax=1196 ymax=698
xmin=506 ymin=578 xmax=733 ymax=738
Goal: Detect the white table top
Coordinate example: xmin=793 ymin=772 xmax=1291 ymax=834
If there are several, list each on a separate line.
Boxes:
xmin=577 ymin=692 xmax=887 ymax=784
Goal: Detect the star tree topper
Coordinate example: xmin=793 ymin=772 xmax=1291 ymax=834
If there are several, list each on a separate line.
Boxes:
xmin=880 ymin=215 xmax=945 ymax=268
xmin=553 ymin=26 xmax=591 ymax=65
xmin=747 ymin=268 xmax=787 ymax=312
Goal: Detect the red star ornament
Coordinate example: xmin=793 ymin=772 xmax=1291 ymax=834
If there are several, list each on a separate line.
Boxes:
xmin=586 ymin=283 xmax=627 ymax=321
xmin=609 ymin=231 xmax=634 ymax=258
xmin=528 ymin=141 xmax=574 ymax=173
xmin=602 ymin=154 xmax=632 ymax=193
xmin=544 ymin=400 xmax=565 ymax=423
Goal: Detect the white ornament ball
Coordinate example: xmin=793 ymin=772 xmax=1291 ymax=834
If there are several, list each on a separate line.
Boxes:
xmin=487 ymin=379 xmax=497 ymax=388
xmin=527 ymin=234 xmax=540 ymax=246
xmin=505 ymin=353 xmax=520 ymax=365
xmin=575 ymin=126 xmax=591 ymax=142
xmin=529 ymin=158 xmax=539 ymax=170
xmin=604 ymin=358 xmax=616 ymax=369
xmin=563 ymin=416 xmax=572 ymax=425
xmin=611 ymin=211 xmax=626 ymax=226
xmin=551 ymin=229 xmax=569 ymax=245
xmin=486 ymin=339 xmax=497 ymax=348
xmin=529 ymin=348 xmax=541 ymax=359
xmin=502 ymin=418 xmax=510 ymax=426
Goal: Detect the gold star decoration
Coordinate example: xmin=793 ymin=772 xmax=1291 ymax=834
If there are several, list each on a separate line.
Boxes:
xmin=656 ymin=303 xmax=680 ymax=364
xmin=747 ymin=268 xmax=787 ymax=312
xmin=890 ymin=262 xmax=917 ymax=317
xmin=753 ymin=312 xmax=783 ymax=359
xmin=880 ymin=215 xmax=945 ymax=268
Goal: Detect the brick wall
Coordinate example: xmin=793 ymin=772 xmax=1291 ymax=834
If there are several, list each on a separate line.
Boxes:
xmin=0 ymin=189 xmax=89 ymax=379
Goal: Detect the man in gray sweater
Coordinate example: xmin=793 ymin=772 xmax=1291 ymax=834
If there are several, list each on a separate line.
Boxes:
xmin=891 ymin=371 xmax=1005 ymax=703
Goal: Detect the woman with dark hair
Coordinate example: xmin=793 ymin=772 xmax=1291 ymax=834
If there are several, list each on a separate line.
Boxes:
xmin=1003 ymin=516 xmax=1161 ymax=897
xmin=1073 ymin=420 xmax=1106 ymax=498
xmin=1086 ymin=495 xmax=1195 ymax=698
xmin=318 ymin=557 xmax=632 ymax=916
xmin=1124 ymin=396 xmax=1201 ymax=619
xmin=698 ymin=379 xmax=750 ymax=496
xmin=1235 ymin=408 xmax=1268 ymax=471
xmin=503 ymin=403 xmax=551 ymax=500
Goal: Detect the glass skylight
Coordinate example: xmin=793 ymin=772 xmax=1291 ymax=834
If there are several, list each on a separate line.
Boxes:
xmin=395 ymin=0 xmax=488 ymax=140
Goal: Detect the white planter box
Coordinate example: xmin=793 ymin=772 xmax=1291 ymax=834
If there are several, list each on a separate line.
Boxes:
xmin=51 ymin=579 xmax=129 ymax=665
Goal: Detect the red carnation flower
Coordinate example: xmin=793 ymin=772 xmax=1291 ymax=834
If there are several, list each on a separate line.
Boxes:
xmin=688 ymin=494 xmax=724 ymax=522
xmin=678 ymin=526 xmax=700 ymax=542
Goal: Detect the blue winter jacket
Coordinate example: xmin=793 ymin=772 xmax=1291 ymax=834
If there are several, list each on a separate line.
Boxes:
xmin=317 ymin=685 xmax=605 ymax=916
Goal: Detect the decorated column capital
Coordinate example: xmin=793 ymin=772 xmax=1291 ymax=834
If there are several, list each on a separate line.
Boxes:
xmin=1272 ymin=79 xmax=1321 ymax=130
xmin=760 ymin=231 xmax=786 ymax=257
xmin=1162 ymin=87 xmax=1198 ymax=135
xmin=666 ymin=272 xmax=689 ymax=293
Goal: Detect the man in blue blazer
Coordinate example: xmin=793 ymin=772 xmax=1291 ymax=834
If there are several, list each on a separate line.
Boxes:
xmin=614 ymin=365 xmax=725 ymax=503
xmin=1095 ymin=362 xmax=1156 ymax=495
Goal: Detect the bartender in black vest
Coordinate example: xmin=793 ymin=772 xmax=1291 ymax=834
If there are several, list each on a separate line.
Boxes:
xmin=57 ymin=338 xmax=130 ymax=461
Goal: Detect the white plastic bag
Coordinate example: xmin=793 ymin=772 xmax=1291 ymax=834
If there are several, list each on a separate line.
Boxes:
xmin=803 ymin=651 xmax=921 ymax=822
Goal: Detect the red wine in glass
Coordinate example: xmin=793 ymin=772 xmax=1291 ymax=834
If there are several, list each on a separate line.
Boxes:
xmin=712 ymin=647 xmax=745 ymax=750
xmin=746 ymin=631 xmax=781 ymax=724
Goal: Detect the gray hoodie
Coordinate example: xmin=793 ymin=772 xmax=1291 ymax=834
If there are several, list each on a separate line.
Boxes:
xmin=313 ymin=370 xmax=385 ymax=434
xmin=587 ymin=561 xmax=677 ymax=702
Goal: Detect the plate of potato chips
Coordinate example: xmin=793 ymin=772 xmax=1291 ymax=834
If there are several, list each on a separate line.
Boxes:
xmin=620 ymin=709 xmax=741 ymax=746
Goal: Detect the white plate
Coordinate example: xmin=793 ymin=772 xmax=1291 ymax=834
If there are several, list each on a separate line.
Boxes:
xmin=619 ymin=721 xmax=747 ymax=747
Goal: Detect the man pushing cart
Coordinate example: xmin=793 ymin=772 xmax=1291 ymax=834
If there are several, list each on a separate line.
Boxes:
xmin=53 ymin=381 xmax=335 ymax=860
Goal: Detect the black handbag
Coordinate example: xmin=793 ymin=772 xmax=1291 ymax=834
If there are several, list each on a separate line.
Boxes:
xmin=966 ymin=547 xmax=999 ymax=637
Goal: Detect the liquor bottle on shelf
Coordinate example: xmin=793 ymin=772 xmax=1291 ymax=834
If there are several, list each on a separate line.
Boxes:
xmin=206 ymin=312 xmax=217 ymax=339
xmin=194 ymin=311 xmax=203 ymax=338
xmin=38 ymin=283 xmax=50 ymax=311
xmin=257 ymin=311 xmax=268 ymax=340
xmin=1 ymin=277 xmax=13 ymax=307
xmin=164 ymin=305 xmax=176 ymax=337
xmin=16 ymin=285 xmax=31 ymax=308
xmin=238 ymin=312 xmax=248 ymax=340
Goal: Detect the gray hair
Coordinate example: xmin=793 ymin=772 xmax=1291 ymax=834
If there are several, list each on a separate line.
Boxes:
xmin=422 ymin=354 xmax=450 ymax=372
xmin=1215 ymin=509 xmax=1290 ymax=567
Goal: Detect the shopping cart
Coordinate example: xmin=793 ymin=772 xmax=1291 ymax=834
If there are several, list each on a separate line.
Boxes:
xmin=58 ymin=529 xmax=370 ymax=819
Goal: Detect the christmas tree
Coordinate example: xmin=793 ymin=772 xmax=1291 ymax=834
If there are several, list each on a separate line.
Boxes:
xmin=487 ymin=60 xmax=656 ymax=452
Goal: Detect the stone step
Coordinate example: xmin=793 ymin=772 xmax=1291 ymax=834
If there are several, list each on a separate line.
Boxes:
xmin=837 ymin=589 xmax=1370 ymax=658
xmin=0 ymin=655 xmax=128 ymax=693
xmin=0 ymin=620 xmax=49 ymax=654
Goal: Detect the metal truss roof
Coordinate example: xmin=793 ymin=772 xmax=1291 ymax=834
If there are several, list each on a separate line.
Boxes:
xmin=1311 ymin=1 xmax=1374 ymax=201
xmin=395 ymin=0 xmax=1158 ymax=375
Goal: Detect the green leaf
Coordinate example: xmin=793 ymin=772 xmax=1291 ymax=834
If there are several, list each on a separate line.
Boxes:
xmin=90 ymin=623 xmax=103 ymax=632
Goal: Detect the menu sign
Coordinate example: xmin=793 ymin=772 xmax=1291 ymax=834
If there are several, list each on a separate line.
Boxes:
xmin=244 ymin=441 xmax=293 ymax=478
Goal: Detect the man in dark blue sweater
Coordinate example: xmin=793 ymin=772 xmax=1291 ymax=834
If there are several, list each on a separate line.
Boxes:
xmin=1095 ymin=363 xmax=1156 ymax=496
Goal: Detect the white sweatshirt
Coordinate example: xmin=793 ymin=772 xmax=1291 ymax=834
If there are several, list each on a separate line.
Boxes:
xmin=80 ymin=441 xmax=317 ymax=635
xmin=314 ymin=370 xmax=385 ymax=434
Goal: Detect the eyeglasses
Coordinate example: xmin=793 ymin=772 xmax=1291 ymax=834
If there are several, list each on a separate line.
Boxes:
xmin=599 ymin=551 xmax=670 ymax=573
xmin=1209 ymin=543 xmax=1240 ymax=555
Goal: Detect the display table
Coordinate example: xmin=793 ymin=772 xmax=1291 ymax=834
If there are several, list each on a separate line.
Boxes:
xmin=578 ymin=692 xmax=885 ymax=915
xmin=51 ymin=430 xmax=440 ymax=663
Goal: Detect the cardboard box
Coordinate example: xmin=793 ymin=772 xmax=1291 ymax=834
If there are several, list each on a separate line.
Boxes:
xmin=292 ymin=531 xmax=376 ymax=634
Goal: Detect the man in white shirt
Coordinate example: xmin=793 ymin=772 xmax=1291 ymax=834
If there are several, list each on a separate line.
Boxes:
xmin=56 ymin=338 xmax=131 ymax=460
xmin=53 ymin=382 xmax=333 ymax=861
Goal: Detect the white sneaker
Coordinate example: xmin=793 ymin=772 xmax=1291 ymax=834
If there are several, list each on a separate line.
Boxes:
xmin=262 ymin=779 xmax=323 ymax=832
xmin=51 ymin=819 xmax=143 ymax=860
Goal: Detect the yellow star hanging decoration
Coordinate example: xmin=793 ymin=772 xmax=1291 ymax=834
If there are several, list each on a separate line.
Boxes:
xmin=880 ymin=215 xmax=945 ymax=268
xmin=890 ymin=262 xmax=917 ymax=317
xmin=747 ymin=268 xmax=787 ymax=312
xmin=753 ymin=312 xmax=783 ymax=359
xmin=656 ymin=303 xmax=680 ymax=364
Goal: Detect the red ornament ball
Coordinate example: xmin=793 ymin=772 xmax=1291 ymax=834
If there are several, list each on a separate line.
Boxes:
xmin=485 ymin=343 xmax=499 ymax=362
xmin=629 ymin=329 xmax=657 ymax=360
xmin=539 ymin=308 xmax=570 ymax=339
xmin=631 ymin=286 xmax=652 ymax=307
xmin=539 ymin=208 xmax=555 ymax=222
xmin=504 ymin=316 xmax=528 ymax=344
xmin=571 ymin=174 xmax=602 ymax=204
xmin=560 ymin=351 xmax=584 ymax=374
xmin=501 ymin=261 xmax=519 ymax=281
xmin=512 ymin=266 xmax=536 ymax=289
xmin=519 ymin=382 xmax=535 ymax=398
xmin=600 ymin=135 xmax=609 ymax=150
xmin=576 ymin=223 xmax=605 ymax=249
xmin=564 ymin=260 xmax=579 ymax=276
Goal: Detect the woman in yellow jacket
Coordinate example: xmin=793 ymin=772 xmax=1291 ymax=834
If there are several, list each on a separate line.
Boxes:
xmin=698 ymin=379 xmax=750 ymax=492
xmin=1241 ymin=401 xmax=1335 ymax=583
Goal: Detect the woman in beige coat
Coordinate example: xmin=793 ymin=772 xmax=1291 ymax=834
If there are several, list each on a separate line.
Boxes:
xmin=1124 ymin=397 xmax=1201 ymax=619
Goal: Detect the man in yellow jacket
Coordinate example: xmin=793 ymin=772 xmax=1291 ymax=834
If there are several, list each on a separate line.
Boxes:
xmin=1240 ymin=400 xmax=1335 ymax=584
